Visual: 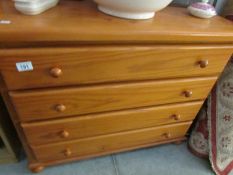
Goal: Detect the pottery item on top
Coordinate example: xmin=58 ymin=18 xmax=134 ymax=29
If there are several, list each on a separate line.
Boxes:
xmin=14 ymin=0 xmax=59 ymax=15
xmin=93 ymin=0 xmax=173 ymax=20
xmin=188 ymin=0 xmax=217 ymax=19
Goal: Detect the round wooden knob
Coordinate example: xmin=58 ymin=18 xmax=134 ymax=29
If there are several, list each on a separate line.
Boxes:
xmin=55 ymin=104 xmax=66 ymax=112
xmin=60 ymin=130 xmax=69 ymax=138
xmin=163 ymin=133 xmax=171 ymax=139
xmin=64 ymin=148 xmax=72 ymax=157
xmin=183 ymin=90 xmax=193 ymax=98
xmin=198 ymin=60 xmax=209 ymax=68
xmin=50 ymin=67 xmax=62 ymax=78
xmin=171 ymin=114 xmax=181 ymax=121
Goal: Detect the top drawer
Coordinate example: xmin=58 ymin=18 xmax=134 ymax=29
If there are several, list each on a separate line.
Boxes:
xmin=0 ymin=46 xmax=231 ymax=90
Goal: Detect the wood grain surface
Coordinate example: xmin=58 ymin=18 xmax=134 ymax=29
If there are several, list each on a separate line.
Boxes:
xmin=22 ymin=101 xmax=203 ymax=145
xmin=0 ymin=0 xmax=232 ymax=171
xmin=0 ymin=46 xmax=231 ymax=90
xmin=32 ymin=122 xmax=192 ymax=162
xmin=10 ymin=77 xmax=216 ymax=122
xmin=0 ymin=0 xmax=233 ymax=45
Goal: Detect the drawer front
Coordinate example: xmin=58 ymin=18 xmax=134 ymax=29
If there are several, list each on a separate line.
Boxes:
xmin=22 ymin=101 xmax=203 ymax=145
xmin=10 ymin=77 xmax=216 ymax=122
xmin=0 ymin=46 xmax=231 ymax=90
xmin=32 ymin=122 xmax=192 ymax=162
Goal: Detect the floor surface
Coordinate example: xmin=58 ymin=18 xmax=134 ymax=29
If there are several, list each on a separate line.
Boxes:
xmin=0 ymin=142 xmax=222 ymax=175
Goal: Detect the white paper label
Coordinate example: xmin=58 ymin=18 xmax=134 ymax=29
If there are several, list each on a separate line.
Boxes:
xmin=0 ymin=20 xmax=11 ymax=24
xmin=16 ymin=61 xmax=33 ymax=72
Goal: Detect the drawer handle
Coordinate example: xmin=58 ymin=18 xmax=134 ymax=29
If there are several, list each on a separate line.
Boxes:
xmin=198 ymin=60 xmax=209 ymax=68
xmin=171 ymin=114 xmax=181 ymax=121
xmin=183 ymin=90 xmax=193 ymax=98
xmin=64 ymin=148 xmax=72 ymax=157
xmin=55 ymin=104 xmax=66 ymax=112
xmin=60 ymin=130 xmax=70 ymax=138
xmin=163 ymin=133 xmax=171 ymax=139
xmin=50 ymin=67 xmax=63 ymax=78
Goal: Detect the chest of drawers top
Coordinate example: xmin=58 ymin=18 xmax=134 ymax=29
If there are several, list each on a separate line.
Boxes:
xmin=1 ymin=0 xmax=233 ymax=46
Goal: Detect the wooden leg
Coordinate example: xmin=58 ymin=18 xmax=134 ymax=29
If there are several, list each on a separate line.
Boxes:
xmin=29 ymin=163 xmax=44 ymax=173
xmin=174 ymin=140 xmax=183 ymax=145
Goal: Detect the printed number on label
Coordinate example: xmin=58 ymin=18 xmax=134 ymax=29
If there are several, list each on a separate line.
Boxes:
xmin=16 ymin=61 xmax=33 ymax=72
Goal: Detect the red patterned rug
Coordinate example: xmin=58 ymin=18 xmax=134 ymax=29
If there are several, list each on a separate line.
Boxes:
xmin=189 ymin=58 xmax=233 ymax=175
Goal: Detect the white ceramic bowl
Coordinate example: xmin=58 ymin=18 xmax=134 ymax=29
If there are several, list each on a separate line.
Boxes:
xmin=14 ymin=0 xmax=59 ymax=15
xmin=94 ymin=0 xmax=173 ymax=20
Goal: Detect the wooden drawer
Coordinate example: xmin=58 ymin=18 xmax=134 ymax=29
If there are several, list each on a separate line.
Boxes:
xmin=10 ymin=77 xmax=216 ymax=122
xmin=31 ymin=122 xmax=192 ymax=162
xmin=0 ymin=46 xmax=231 ymax=90
xmin=22 ymin=101 xmax=203 ymax=145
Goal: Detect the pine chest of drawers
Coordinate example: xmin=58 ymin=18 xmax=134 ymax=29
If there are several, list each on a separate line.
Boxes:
xmin=0 ymin=0 xmax=233 ymax=173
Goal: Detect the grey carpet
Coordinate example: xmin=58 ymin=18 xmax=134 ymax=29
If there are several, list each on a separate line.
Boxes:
xmin=0 ymin=142 xmax=220 ymax=175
